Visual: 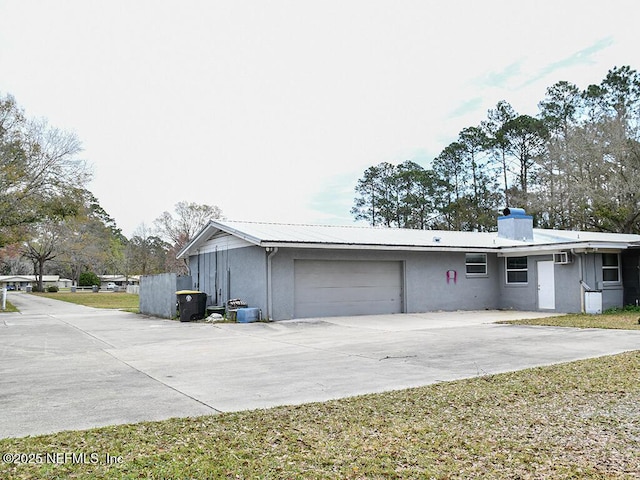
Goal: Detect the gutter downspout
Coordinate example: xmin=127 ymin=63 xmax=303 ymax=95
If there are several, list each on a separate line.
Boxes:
xmin=266 ymin=247 xmax=279 ymax=320
xmin=196 ymin=249 xmax=201 ymax=290
xmin=214 ymin=246 xmax=218 ymax=305
xmin=573 ymin=249 xmax=584 ymax=313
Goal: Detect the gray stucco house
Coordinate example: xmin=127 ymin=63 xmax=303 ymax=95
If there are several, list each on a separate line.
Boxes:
xmin=177 ymin=209 xmax=640 ymax=320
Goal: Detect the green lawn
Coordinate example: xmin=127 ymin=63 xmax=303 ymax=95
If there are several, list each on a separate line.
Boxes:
xmin=1 ymin=352 xmax=639 ymax=479
xmin=31 ymin=292 xmax=139 ymax=312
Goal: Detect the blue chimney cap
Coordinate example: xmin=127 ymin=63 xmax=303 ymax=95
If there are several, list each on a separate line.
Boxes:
xmin=502 ymin=207 xmax=526 ymax=216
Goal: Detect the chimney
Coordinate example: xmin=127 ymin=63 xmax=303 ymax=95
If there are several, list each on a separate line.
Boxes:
xmin=498 ymin=207 xmax=533 ymax=242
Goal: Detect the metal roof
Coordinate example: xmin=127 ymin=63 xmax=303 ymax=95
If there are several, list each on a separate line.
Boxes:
xmin=0 ymin=275 xmax=60 ymax=282
xmin=177 ymin=220 xmax=640 ymax=259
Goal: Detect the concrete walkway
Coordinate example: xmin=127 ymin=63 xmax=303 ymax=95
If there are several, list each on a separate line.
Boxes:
xmin=1 ymin=292 xmax=639 ymax=439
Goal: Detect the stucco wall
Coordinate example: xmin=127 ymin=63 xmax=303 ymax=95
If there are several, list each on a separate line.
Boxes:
xmin=404 ymin=250 xmax=500 ymax=313
xmin=187 ymin=245 xmax=627 ymax=320
xmin=498 ymin=256 xmax=536 ymax=311
xmin=497 ymin=252 xmax=626 ymax=313
xmin=270 ymin=248 xmax=501 ymax=320
xmin=498 ymin=255 xmax=582 ymax=313
xmin=189 ymin=246 xmax=267 ymax=312
xmin=622 ymin=250 xmax=640 ymax=306
xmin=553 ymin=258 xmax=582 ymax=313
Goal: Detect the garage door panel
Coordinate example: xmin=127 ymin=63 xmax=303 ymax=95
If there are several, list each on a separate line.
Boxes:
xmin=296 ymin=264 xmax=399 ymax=287
xmin=294 ymin=260 xmax=403 ymax=318
xmin=296 ymin=299 xmax=402 ymax=318
xmin=295 ymin=285 xmax=401 ymax=303
xmin=306 ymin=274 xmax=399 ymax=288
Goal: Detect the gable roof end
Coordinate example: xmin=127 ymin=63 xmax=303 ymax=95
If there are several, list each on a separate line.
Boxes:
xmin=176 ymin=220 xmax=264 ymax=259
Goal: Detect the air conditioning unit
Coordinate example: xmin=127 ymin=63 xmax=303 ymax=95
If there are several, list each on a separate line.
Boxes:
xmin=553 ymin=252 xmax=572 ymax=264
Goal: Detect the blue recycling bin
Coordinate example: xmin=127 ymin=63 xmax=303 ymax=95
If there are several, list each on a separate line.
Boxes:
xmin=236 ymin=308 xmax=261 ymax=323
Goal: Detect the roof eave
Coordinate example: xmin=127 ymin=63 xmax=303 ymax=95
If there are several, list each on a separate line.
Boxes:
xmin=263 ymin=239 xmax=639 ymax=254
xmin=260 ymin=241 xmax=497 ymax=252
xmin=497 ymin=241 xmax=635 ymax=255
xmin=213 ymin=223 xmax=263 ymax=246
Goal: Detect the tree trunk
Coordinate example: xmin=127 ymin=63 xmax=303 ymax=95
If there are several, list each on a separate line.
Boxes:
xmin=37 ymin=260 xmax=45 ymax=291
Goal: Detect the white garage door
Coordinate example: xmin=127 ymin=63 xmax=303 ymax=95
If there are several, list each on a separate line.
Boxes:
xmin=294 ymin=260 xmax=403 ymax=318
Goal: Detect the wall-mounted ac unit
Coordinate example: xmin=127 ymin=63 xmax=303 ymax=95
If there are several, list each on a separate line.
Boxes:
xmin=553 ymin=252 xmax=572 ymax=264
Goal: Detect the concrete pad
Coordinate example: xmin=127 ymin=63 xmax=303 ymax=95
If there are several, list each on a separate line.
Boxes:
xmin=294 ymin=310 xmax=563 ymax=331
xmin=0 ymin=298 xmax=215 ymax=438
xmin=120 ymin=320 xmax=638 ymax=413
xmin=1 ymin=292 xmax=639 ymax=438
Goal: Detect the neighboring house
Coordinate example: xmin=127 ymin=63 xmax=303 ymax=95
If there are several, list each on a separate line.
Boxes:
xmin=176 ymin=209 xmax=640 ymax=320
xmin=0 ymin=275 xmax=61 ymax=290
xmin=99 ymin=275 xmax=140 ymax=289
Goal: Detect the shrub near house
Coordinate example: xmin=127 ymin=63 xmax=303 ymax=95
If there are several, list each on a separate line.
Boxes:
xmin=79 ymin=272 xmax=101 ymax=287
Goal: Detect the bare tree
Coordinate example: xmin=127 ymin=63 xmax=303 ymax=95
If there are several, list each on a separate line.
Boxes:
xmin=0 ymin=243 xmax=31 ymax=275
xmin=0 ymin=94 xmax=91 ymax=240
xmin=155 ymin=202 xmax=223 ymax=245
xmin=22 ymin=221 xmax=59 ymax=291
xmin=154 ymin=201 xmax=223 ymax=273
xmin=126 ymin=223 xmax=170 ymax=276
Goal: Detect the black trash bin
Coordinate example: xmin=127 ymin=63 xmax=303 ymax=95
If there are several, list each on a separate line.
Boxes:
xmin=176 ymin=290 xmax=207 ymax=322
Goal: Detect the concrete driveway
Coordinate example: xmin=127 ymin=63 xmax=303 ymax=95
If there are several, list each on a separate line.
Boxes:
xmin=1 ymin=292 xmax=639 ymax=439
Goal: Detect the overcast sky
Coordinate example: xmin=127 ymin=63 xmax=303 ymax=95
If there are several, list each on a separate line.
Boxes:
xmin=0 ymin=1 xmax=637 ymax=236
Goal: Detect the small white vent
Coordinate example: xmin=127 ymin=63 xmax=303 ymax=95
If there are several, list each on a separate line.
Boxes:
xmin=553 ymin=252 xmax=572 ymax=264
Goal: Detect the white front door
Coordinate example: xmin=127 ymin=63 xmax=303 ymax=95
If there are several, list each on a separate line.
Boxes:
xmin=537 ymin=261 xmax=555 ymax=310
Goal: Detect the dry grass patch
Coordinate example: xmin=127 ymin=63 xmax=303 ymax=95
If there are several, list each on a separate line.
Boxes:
xmin=1 ymin=352 xmax=639 ymax=479
xmin=31 ymin=292 xmax=139 ymax=312
xmin=503 ymin=312 xmax=640 ymax=330
xmin=0 ymin=300 xmax=18 ymax=313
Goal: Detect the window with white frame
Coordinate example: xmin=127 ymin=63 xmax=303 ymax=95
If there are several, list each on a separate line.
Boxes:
xmin=602 ymin=253 xmax=620 ymax=283
xmin=465 ymin=253 xmax=487 ymax=276
xmin=506 ymin=256 xmax=528 ymax=284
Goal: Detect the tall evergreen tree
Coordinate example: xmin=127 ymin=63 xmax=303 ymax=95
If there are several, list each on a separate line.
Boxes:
xmin=482 ymin=100 xmax=517 ymax=207
xmin=353 ymin=65 xmax=640 ymax=234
